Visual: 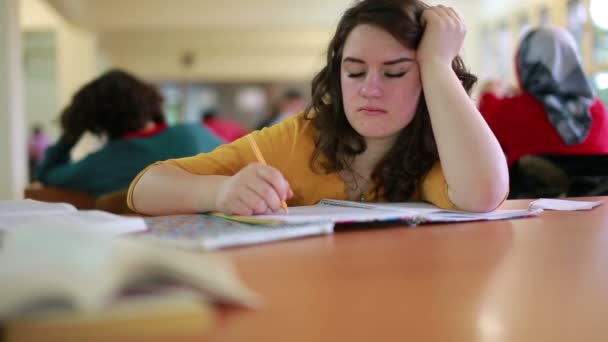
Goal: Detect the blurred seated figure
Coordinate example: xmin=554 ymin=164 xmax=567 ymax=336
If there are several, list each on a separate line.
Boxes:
xmin=36 ymin=69 xmax=222 ymax=197
xmin=510 ymin=154 xmax=608 ymax=198
xmin=479 ymin=26 xmax=608 ymax=169
xmin=201 ymin=108 xmax=248 ymax=142
xmin=28 ymin=124 xmax=50 ymax=182
xmin=256 ymin=89 xmax=306 ymax=129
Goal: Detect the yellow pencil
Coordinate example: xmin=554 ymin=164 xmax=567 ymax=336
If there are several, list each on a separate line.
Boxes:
xmin=247 ymin=135 xmax=289 ymax=213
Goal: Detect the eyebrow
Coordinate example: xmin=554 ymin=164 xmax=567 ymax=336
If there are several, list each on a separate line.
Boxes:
xmin=343 ymin=57 xmax=415 ymax=65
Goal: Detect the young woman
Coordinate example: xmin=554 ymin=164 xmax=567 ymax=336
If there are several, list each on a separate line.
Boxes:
xmin=128 ymin=0 xmax=509 ymax=215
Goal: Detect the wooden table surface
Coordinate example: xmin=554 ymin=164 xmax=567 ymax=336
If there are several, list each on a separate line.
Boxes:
xmin=206 ymin=198 xmax=608 ymax=341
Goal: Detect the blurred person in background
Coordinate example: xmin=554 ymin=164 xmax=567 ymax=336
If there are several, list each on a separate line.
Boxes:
xmin=28 ymin=124 xmax=50 ymax=182
xmin=479 ymin=26 xmax=608 ymax=167
xmin=256 ymin=89 xmax=306 ymax=129
xmin=36 ymin=69 xmax=222 ymax=197
xmin=201 ymin=108 xmax=248 ymax=142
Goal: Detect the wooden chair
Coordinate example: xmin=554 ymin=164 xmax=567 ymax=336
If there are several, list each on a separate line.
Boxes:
xmin=24 ymin=185 xmax=132 ymax=215
xmin=509 ymin=154 xmax=608 ymax=199
xmin=24 ymin=184 xmax=96 ymax=209
xmin=95 ymin=189 xmax=133 ymax=215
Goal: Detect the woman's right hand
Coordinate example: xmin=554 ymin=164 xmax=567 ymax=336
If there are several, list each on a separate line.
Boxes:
xmin=215 ymin=163 xmax=293 ymax=215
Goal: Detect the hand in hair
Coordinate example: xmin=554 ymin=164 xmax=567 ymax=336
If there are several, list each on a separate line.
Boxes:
xmin=59 ymin=106 xmax=87 ymax=146
xmin=417 ymin=5 xmax=467 ymax=66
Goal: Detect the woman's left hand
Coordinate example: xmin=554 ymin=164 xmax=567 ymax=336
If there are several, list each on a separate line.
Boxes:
xmin=417 ymin=5 xmax=466 ymax=66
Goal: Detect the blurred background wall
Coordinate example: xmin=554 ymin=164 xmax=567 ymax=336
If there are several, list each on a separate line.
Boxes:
xmin=1 ymin=0 xmax=607 ymax=199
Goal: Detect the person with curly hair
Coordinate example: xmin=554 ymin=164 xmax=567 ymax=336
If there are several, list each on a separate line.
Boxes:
xmin=127 ymin=0 xmax=509 ymax=215
xmin=36 ymin=69 xmax=221 ymax=197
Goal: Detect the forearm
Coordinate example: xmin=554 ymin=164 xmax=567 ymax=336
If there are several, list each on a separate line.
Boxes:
xmin=420 ymin=61 xmax=508 ymax=211
xmin=131 ymin=163 xmax=228 ymax=215
xmin=35 ymin=140 xmax=73 ymax=183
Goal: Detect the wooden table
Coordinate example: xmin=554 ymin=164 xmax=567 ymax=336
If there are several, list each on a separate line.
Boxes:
xmin=207 ymin=198 xmax=608 ymax=341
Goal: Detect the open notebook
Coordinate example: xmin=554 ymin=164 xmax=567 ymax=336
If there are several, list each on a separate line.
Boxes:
xmin=223 ymin=199 xmax=543 ymax=226
xmin=139 ymin=214 xmax=333 ymax=250
xmin=142 ymin=200 xmax=542 ymax=251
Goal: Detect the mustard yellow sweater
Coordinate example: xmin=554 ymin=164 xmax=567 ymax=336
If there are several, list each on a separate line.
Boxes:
xmin=128 ymin=113 xmax=456 ymax=211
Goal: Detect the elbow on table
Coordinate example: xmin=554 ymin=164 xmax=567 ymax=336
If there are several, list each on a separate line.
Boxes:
xmin=452 ymin=179 xmax=509 ymax=213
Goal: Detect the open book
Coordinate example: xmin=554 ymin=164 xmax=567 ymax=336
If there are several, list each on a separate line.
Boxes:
xmin=0 ymin=199 xmax=147 ymax=235
xmin=225 ymin=199 xmax=543 ymax=226
xmin=0 ymin=224 xmax=259 ymax=322
xmin=139 ymin=214 xmax=333 ymax=250
xmin=133 ymin=201 xmax=540 ymax=251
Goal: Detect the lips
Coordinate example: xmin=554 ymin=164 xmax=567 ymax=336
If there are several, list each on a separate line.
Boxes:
xmin=358 ymin=106 xmax=387 ymax=115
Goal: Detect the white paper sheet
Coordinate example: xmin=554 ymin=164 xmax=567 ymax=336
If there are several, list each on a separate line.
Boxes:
xmin=529 ymin=198 xmax=604 ymax=211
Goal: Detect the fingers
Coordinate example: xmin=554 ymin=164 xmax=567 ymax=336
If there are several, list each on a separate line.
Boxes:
xmin=224 ymin=163 xmax=292 ymax=215
xmin=446 ymin=6 xmax=462 ymax=22
xmin=419 ymin=4 xmax=467 ymax=64
xmin=229 ymin=198 xmax=256 ymax=216
xmin=424 ymin=5 xmax=464 ymax=29
xmin=246 ymin=178 xmax=282 ymax=212
xmin=240 ymin=187 xmax=271 ymax=214
xmin=255 ymin=165 xmax=292 ymax=202
xmin=443 ymin=6 xmax=466 ymax=33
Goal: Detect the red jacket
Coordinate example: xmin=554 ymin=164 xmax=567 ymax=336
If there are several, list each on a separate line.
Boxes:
xmin=479 ymin=92 xmax=608 ymax=167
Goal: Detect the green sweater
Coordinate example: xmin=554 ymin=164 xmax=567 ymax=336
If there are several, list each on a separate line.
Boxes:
xmin=36 ymin=123 xmax=222 ymax=197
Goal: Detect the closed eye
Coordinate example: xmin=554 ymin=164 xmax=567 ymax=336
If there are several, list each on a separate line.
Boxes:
xmin=347 ymin=72 xmax=365 ymax=78
xmin=386 ymin=72 xmax=407 ymax=78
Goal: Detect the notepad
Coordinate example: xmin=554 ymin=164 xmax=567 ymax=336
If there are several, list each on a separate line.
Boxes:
xmin=529 ymin=198 xmax=604 ymax=211
xmin=229 ymin=199 xmax=543 ymax=226
xmin=138 ymin=214 xmax=333 ymax=250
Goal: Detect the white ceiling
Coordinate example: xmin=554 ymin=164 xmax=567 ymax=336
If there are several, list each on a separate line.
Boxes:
xmin=46 ymin=0 xmax=480 ymax=32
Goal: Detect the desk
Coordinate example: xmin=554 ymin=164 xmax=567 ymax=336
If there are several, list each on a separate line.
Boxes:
xmin=207 ymin=198 xmax=608 ymax=341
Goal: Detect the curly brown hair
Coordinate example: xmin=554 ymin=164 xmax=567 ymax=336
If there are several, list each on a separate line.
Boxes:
xmin=60 ymin=69 xmax=165 ymax=144
xmin=306 ymin=0 xmax=477 ymax=201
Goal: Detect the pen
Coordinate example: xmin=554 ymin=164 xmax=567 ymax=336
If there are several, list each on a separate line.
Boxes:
xmin=247 ymin=135 xmax=289 ymax=213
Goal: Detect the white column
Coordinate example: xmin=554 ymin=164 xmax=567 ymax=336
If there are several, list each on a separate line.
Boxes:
xmin=0 ymin=0 xmax=27 ymax=200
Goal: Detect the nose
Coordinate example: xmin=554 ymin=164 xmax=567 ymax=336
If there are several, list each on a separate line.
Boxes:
xmin=359 ymin=73 xmax=382 ymax=98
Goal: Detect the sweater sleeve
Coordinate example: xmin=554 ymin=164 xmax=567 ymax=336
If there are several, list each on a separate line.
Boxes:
xmin=419 ymin=162 xmax=458 ymax=210
xmin=34 ymin=139 xmax=81 ymax=189
xmin=151 ymin=115 xmax=303 ymax=176
xmin=126 ymin=114 xmax=306 ymax=211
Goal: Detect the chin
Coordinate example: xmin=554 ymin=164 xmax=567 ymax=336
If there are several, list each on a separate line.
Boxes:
xmin=356 ymin=128 xmax=401 ymax=140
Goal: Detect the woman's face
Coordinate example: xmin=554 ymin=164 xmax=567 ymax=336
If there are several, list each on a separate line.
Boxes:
xmin=341 ymin=24 xmax=421 ymax=142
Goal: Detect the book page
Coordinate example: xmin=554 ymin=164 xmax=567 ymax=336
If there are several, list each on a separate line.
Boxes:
xmin=0 ymin=199 xmax=76 ymax=216
xmin=0 ymin=225 xmax=258 ymax=320
xmin=0 ymin=210 xmax=147 ymax=235
xmin=227 ymin=199 xmax=542 ymax=225
xmin=248 ymin=204 xmax=420 ymax=224
xmin=140 ymin=214 xmax=333 ymax=250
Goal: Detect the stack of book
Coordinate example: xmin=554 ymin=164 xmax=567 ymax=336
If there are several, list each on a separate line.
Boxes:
xmin=0 ymin=200 xmax=258 ymax=340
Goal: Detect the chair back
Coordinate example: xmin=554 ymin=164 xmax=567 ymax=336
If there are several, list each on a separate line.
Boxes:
xmin=95 ymin=189 xmax=133 ymax=215
xmin=24 ymin=185 xmax=96 ymax=209
xmin=509 ymin=154 xmax=608 ymax=199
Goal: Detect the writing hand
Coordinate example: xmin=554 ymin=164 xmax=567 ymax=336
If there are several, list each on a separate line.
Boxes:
xmin=215 ymin=163 xmax=293 ymax=215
